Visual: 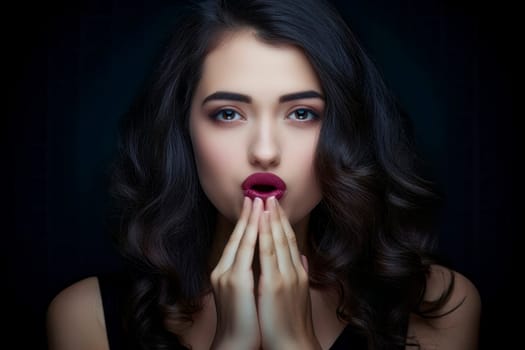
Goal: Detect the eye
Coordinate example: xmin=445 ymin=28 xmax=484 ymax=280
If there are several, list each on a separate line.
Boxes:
xmin=209 ymin=108 xmax=242 ymax=122
xmin=288 ymin=108 xmax=320 ymax=122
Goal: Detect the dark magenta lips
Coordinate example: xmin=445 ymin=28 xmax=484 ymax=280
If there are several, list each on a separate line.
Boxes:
xmin=241 ymin=172 xmax=287 ymax=201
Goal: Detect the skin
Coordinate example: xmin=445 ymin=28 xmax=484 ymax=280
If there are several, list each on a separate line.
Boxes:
xmin=190 ymin=29 xmax=324 ymax=257
xmin=46 ymin=28 xmax=481 ymax=350
xmin=209 ymin=196 xmax=319 ymax=350
xmin=189 ymin=28 xmax=324 ymax=286
xmin=189 ymin=29 xmax=326 ymax=349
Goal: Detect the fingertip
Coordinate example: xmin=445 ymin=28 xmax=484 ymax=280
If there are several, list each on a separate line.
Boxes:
xmin=241 ymin=196 xmax=251 ymax=218
xmin=254 ymin=196 xmax=263 ymax=208
xmin=273 ymin=197 xmax=281 ymax=215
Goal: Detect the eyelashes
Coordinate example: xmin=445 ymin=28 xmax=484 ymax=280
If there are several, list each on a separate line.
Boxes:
xmin=208 ymin=108 xmax=321 ymax=123
xmin=210 ymin=109 xmax=240 ymax=122
xmin=290 ymin=108 xmax=320 ymax=122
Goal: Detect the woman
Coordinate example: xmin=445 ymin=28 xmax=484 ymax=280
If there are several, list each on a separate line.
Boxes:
xmin=46 ymin=0 xmax=481 ymax=349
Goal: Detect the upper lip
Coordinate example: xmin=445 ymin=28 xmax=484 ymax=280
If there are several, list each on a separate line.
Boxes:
xmin=241 ymin=172 xmax=287 ymax=191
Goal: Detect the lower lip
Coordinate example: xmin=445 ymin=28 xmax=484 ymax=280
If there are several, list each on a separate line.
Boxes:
xmin=244 ymin=189 xmax=285 ymax=201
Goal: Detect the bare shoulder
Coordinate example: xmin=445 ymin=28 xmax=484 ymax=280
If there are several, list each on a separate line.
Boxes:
xmin=407 ymin=264 xmax=481 ymax=350
xmin=46 ymin=276 xmax=109 ymax=350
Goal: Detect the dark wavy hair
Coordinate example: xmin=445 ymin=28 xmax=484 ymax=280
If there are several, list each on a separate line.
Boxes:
xmin=109 ymin=0 xmax=457 ymax=349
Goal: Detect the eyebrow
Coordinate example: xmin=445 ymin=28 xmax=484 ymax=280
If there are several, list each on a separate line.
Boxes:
xmin=201 ymin=90 xmax=325 ymax=106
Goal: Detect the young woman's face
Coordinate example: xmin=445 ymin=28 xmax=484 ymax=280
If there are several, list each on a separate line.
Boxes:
xmin=189 ymin=30 xmax=325 ymax=226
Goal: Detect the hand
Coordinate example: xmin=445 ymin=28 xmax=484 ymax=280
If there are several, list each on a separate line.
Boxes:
xmin=210 ymin=197 xmax=262 ymax=350
xmin=257 ymin=197 xmax=322 ymax=350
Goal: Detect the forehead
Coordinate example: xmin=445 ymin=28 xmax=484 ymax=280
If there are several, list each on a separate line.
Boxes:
xmin=196 ymin=30 xmax=322 ymax=97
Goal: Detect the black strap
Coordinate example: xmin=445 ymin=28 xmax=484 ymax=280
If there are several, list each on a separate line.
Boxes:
xmin=329 ymin=323 xmax=367 ymax=349
xmin=98 ymin=272 xmax=127 ymax=350
xmin=329 ymin=312 xmax=410 ymax=349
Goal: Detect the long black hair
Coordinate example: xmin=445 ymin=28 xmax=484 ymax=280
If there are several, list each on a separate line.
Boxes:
xmin=109 ymin=0 xmax=455 ymax=349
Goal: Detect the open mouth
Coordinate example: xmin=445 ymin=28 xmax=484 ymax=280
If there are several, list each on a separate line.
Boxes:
xmin=242 ymin=172 xmax=287 ymax=201
xmin=251 ymin=184 xmax=277 ymax=192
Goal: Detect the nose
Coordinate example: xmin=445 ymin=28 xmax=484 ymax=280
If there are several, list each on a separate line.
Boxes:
xmin=248 ymin=117 xmax=281 ymax=169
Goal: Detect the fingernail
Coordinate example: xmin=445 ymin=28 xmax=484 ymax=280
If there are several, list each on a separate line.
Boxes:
xmin=254 ymin=197 xmax=262 ymax=208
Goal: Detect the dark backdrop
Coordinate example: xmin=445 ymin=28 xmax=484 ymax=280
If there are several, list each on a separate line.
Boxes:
xmin=4 ymin=0 xmax=517 ymax=348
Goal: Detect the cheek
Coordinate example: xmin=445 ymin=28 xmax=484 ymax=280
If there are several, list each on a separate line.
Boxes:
xmin=191 ymin=127 xmax=244 ymax=221
xmin=193 ymin=133 xmax=238 ymax=182
xmin=291 ymin=132 xmax=319 ymax=180
xmin=283 ymin=132 xmax=322 ymax=223
xmin=196 ymin=140 xmax=229 ymax=170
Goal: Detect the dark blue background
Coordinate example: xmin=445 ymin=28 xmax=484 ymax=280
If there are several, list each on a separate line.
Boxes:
xmin=5 ymin=0 xmax=517 ymax=348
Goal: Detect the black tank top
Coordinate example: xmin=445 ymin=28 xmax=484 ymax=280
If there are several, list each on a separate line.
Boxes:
xmin=98 ymin=272 xmax=408 ymax=349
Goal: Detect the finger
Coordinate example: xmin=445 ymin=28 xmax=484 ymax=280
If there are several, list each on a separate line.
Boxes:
xmin=232 ymin=197 xmax=263 ymax=272
xmin=276 ymin=201 xmax=303 ymax=271
xmin=268 ymin=197 xmax=294 ymax=276
xmin=213 ymin=196 xmax=252 ymax=274
xmin=301 ymin=254 xmax=309 ymax=274
xmin=258 ymin=210 xmax=278 ymax=279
